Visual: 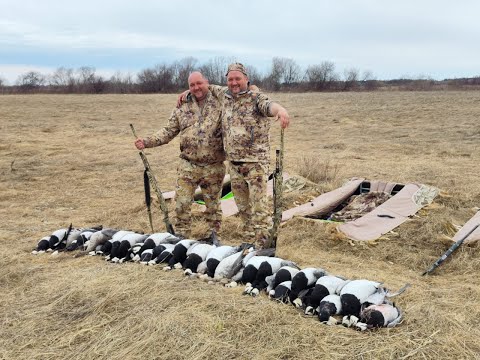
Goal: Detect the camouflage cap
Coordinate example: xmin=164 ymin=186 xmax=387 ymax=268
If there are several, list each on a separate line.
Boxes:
xmin=226 ymin=62 xmax=248 ymax=77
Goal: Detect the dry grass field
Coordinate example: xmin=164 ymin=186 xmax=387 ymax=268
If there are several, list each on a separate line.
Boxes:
xmin=1 ymin=91 xmax=479 ymax=360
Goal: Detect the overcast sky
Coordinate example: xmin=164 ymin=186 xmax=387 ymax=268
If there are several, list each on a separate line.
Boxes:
xmin=1 ymin=0 xmax=479 ymax=84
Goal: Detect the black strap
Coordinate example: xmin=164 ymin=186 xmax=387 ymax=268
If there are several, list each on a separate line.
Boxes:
xmin=144 ymin=170 xmax=151 ymax=208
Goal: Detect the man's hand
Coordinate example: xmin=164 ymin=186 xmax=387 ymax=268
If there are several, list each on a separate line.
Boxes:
xmin=177 ymin=90 xmax=189 ymax=108
xmin=277 ymin=108 xmax=290 ymax=129
xmin=270 ymin=103 xmax=290 ymax=129
xmin=135 ymin=138 xmax=145 ymax=150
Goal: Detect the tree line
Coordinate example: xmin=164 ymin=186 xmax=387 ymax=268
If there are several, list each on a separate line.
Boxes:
xmin=1 ymin=56 xmax=479 ymax=94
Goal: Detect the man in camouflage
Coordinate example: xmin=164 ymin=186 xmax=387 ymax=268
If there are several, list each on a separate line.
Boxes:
xmin=135 ymin=72 xmax=225 ymax=238
xmin=209 ymin=63 xmax=290 ymax=249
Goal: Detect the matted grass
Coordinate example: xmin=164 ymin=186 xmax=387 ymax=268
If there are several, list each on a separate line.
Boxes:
xmin=1 ymin=92 xmax=479 ymax=359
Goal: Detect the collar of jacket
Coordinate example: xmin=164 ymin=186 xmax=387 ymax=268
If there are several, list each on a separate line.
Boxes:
xmin=225 ymin=89 xmax=250 ymax=99
xmin=187 ymin=90 xmax=211 ymax=104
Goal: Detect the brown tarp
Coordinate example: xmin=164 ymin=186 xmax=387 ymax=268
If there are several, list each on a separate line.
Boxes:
xmin=163 ymin=190 xmax=176 ymax=200
xmin=164 ymin=174 xmax=440 ymax=242
xmin=280 ymin=177 xmax=438 ymax=242
xmin=452 ymin=211 xmax=480 ymax=245
xmin=338 ymin=183 xmax=428 ymax=241
xmin=369 ymin=180 xmax=398 ymax=194
xmin=281 ymin=178 xmax=365 ymax=222
xmin=216 ymin=197 xmax=238 ymax=217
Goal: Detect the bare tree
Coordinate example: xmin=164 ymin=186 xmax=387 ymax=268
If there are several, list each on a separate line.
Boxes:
xmin=5 ymin=56 xmax=458 ymax=94
xmin=91 ymin=75 xmax=106 ymax=94
xmin=156 ymin=63 xmax=176 ymax=92
xmin=406 ymin=74 xmax=435 ymax=91
xmin=361 ymin=70 xmax=378 ymax=91
xmin=244 ymin=64 xmax=264 ymax=88
xmin=73 ymin=66 xmax=97 ymax=93
xmin=174 ymin=57 xmax=198 ymax=88
xmin=199 ymin=56 xmax=232 ymax=85
xmin=0 ymin=76 xmax=5 ymax=91
xmin=264 ymin=57 xmax=282 ymax=90
xmin=265 ymin=57 xmax=301 ymax=90
xmin=270 ymin=57 xmax=283 ymax=87
xmin=16 ymin=71 xmax=46 ymax=92
xmin=343 ymin=67 xmax=359 ymax=91
xmin=109 ymin=71 xmax=134 ymax=93
xmin=49 ymin=67 xmax=75 ymax=92
xmin=137 ymin=63 xmax=176 ymax=93
xmin=137 ymin=68 xmax=156 ymax=93
xmin=282 ymin=58 xmax=301 ymax=86
xmin=304 ymin=61 xmax=337 ymax=90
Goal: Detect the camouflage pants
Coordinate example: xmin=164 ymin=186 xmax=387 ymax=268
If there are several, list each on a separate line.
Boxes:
xmin=229 ymin=161 xmax=271 ymax=243
xmin=175 ymin=159 xmax=225 ymax=237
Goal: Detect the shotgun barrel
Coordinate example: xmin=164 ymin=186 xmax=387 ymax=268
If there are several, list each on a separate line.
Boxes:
xmin=270 ymin=128 xmax=285 ymax=248
xmin=422 ymin=223 xmax=479 ymax=275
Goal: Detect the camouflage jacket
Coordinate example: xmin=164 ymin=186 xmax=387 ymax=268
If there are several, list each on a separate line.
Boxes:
xmin=144 ymin=91 xmax=225 ymax=166
xmin=210 ymin=85 xmax=273 ymax=164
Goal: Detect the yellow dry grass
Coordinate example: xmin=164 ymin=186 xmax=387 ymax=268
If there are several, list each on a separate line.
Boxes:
xmin=0 ymin=92 xmax=479 ymax=360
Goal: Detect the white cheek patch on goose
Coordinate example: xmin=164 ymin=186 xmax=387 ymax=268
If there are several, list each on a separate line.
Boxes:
xmin=243 ymin=283 xmax=254 ymax=295
xmin=317 ymin=295 xmax=342 ymax=322
xmin=225 ymin=281 xmax=238 ymax=288
xmin=139 ymin=249 xmax=154 ymax=264
xmin=250 ymin=288 xmax=260 ymax=297
xmin=184 ymin=268 xmax=194 ymax=276
xmin=271 ymin=281 xmax=292 ymax=303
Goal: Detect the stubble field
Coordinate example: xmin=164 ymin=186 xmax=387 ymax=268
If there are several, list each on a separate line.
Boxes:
xmin=0 ymin=91 xmax=479 ymax=359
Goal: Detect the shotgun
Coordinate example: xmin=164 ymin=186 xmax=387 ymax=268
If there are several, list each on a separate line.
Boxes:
xmin=130 ymin=124 xmax=175 ymax=235
xmin=422 ymin=223 xmax=479 ymax=275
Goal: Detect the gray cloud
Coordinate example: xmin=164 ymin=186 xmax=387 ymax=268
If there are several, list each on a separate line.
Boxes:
xmin=1 ymin=0 xmax=479 ymax=83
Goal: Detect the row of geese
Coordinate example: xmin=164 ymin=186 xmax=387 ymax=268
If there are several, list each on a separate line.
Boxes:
xmin=32 ymin=225 xmax=410 ymax=331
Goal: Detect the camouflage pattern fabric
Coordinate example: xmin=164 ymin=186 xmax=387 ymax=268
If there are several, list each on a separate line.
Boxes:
xmin=143 ymin=90 xmax=226 ymax=236
xmin=143 ymin=91 xmax=225 ymax=166
xmin=329 ymin=192 xmax=392 ymax=222
xmin=209 ymin=85 xmax=273 ymax=164
xmin=226 ymin=62 xmax=248 ymax=76
xmin=175 ymin=159 xmax=226 ymax=237
xmin=208 ymin=84 xmax=276 ymax=248
xmin=412 ymin=184 xmax=439 ymax=207
xmin=229 ymin=162 xmax=271 ymax=246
